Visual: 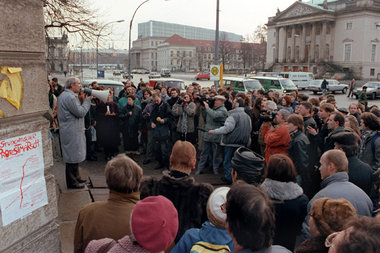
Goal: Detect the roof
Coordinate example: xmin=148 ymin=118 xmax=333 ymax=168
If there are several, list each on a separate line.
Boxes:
xmin=162 ymin=34 xmax=257 ymax=49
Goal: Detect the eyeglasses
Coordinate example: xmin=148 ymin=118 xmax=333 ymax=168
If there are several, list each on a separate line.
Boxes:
xmin=325 ymin=231 xmax=341 ymax=248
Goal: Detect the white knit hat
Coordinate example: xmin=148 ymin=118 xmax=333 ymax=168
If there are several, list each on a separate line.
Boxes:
xmin=207 ymin=187 xmax=230 ymax=228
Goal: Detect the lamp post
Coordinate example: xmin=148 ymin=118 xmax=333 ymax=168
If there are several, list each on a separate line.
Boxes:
xmin=214 ymin=0 xmax=220 ymax=65
xmin=96 ymin=19 xmax=125 ymax=77
xmin=128 ymin=0 xmax=151 ymax=80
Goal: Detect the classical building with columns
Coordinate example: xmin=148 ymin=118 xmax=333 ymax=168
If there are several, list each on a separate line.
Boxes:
xmin=266 ymin=0 xmax=380 ymax=79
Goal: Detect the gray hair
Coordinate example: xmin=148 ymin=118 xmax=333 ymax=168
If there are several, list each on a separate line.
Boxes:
xmin=278 ymin=109 xmax=291 ymax=120
xmin=65 ymin=77 xmax=78 ymax=89
xmin=266 ymin=101 xmax=277 ymax=111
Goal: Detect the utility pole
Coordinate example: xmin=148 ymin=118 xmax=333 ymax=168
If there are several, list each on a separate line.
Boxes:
xmin=214 ymin=0 xmax=220 ymax=65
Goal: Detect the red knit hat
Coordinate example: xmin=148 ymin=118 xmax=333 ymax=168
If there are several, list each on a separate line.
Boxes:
xmin=131 ymin=196 xmax=178 ymax=252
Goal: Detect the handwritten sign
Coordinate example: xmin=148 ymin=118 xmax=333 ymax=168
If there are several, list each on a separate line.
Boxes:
xmin=0 ymin=132 xmax=48 ymax=226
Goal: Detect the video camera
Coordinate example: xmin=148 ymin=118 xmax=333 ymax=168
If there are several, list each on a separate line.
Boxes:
xmin=259 ymin=110 xmax=277 ymax=122
xmin=195 ymin=95 xmax=215 ymax=108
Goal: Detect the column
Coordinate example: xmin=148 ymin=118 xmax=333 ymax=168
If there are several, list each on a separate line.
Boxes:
xmin=283 ymin=26 xmax=288 ymax=63
xmin=321 ymin=22 xmax=327 ymax=61
xmin=300 ymin=24 xmax=306 ymax=62
xmin=275 ymin=27 xmax=280 ymax=63
xmin=310 ymin=22 xmax=316 ymax=62
xmin=291 ymin=25 xmax=296 ymax=61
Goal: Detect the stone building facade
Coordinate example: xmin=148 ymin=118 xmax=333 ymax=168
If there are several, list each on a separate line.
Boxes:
xmin=46 ymin=34 xmax=69 ymax=73
xmin=0 ymin=0 xmax=60 ymax=252
xmin=266 ymin=0 xmax=380 ymax=79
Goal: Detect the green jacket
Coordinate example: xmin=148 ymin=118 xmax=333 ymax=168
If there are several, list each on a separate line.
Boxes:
xmin=201 ymin=105 xmax=228 ymax=143
xmin=358 ymin=90 xmax=367 ymax=103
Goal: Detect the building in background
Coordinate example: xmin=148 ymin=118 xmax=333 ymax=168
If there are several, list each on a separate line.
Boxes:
xmin=266 ymin=0 xmax=380 ymax=79
xmin=46 ymin=33 xmax=69 ymax=73
xmin=131 ymin=20 xmax=253 ymax=72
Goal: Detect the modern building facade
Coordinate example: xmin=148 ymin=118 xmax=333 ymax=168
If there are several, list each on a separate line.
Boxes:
xmin=138 ymin=20 xmax=243 ymax=42
xmin=131 ymin=20 xmax=245 ymax=71
xmin=266 ymin=0 xmax=380 ymax=79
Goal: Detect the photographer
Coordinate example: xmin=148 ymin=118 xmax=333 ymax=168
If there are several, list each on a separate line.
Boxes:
xmin=262 ymin=108 xmax=291 ymax=164
xmin=195 ymin=95 xmax=228 ymax=175
xmin=172 ymin=93 xmax=197 ymax=144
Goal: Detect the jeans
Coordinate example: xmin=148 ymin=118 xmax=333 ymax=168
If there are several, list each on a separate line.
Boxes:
xmin=197 ymin=141 xmax=222 ymax=173
xmin=223 ymin=146 xmax=238 ymax=182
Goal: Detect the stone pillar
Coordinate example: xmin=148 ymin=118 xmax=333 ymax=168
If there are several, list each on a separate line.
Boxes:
xmin=291 ymin=26 xmax=296 ymax=61
xmin=275 ymin=27 xmax=280 ymax=63
xmin=310 ymin=22 xmax=316 ymax=62
xmin=283 ymin=26 xmax=288 ymax=63
xmin=321 ymin=22 xmax=327 ymax=61
xmin=300 ymin=24 xmax=306 ymax=62
xmin=0 ymin=0 xmax=60 ymax=252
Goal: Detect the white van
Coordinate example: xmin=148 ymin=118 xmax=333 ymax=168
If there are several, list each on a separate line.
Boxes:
xmin=249 ymin=76 xmax=298 ymax=95
xmin=279 ymin=72 xmax=314 ymax=90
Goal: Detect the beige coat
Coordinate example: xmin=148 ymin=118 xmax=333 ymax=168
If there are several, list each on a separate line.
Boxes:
xmin=74 ymin=191 xmax=140 ymax=253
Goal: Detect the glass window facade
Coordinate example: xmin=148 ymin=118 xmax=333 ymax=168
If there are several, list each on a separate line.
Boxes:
xmin=138 ymin=20 xmax=242 ymax=42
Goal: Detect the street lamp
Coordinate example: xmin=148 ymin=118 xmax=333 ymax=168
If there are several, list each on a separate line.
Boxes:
xmin=96 ymin=19 xmax=125 ymax=77
xmin=128 ymin=0 xmax=169 ymax=80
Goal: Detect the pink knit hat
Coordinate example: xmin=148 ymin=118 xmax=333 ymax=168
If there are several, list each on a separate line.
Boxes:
xmin=131 ymin=196 xmax=179 ymax=252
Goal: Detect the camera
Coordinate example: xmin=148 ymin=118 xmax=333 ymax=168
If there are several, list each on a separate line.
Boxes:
xmin=195 ymin=95 xmax=215 ymax=108
xmin=259 ymin=110 xmax=277 ymax=122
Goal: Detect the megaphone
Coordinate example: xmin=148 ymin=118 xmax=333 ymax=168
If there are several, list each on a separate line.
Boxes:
xmin=83 ymin=88 xmax=110 ymax=103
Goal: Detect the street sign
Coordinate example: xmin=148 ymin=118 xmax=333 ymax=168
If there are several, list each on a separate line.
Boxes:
xmin=97 ymin=70 xmax=105 ymax=78
xmin=210 ymin=65 xmax=220 ymax=81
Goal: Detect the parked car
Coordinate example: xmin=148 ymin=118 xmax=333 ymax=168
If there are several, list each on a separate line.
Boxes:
xmin=195 ymin=72 xmax=210 ymax=80
xmin=353 ymin=82 xmax=380 ymax=100
xmin=149 ymin=78 xmax=185 ymax=92
xmin=149 ymin=72 xmax=161 ymax=79
xmin=308 ymin=79 xmax=348 ymax=94
xmin=122 ymin=73 xmax=133 ymax=79
xmin=113 ymin=70 xmax=122 ymax=76
xmin=83 ymin=79 xmax=124 ymax=96
xmin=160 ymin=68 xmax=171 ymax=77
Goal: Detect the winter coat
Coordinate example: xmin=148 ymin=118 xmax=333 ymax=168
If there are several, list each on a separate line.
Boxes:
xmin=212 ymin=107 xmax=252 ymax=147
xmin=172 ymin=102 xmax=196 ymax=133
xmin=95 ymin=101 xmax=121 ymax=148
xmin=142 ymin=101 xmax=154 ymax=129
xmin=57 ymin=89 xmax=91 ymax=164
xmin=119 ymin=104 xmax=142 ymax=137
xmin=150 ymin=100 xmax=172 ymax=140
xmin=261 ymin=179 xmax=308 ymax=251
xmin=171 ymin=221 xmax=234 ymax=253
xmin=323 ymin=126 xmax=344 ymax=153
xmin=140 ymin=170 xmax=213 ymax=243
xmin=288 ymin=130 xmax=311 ymax=196
xmin=358 ymin=130 xmax=380 ymax=171
xmin=233 ymin=245 xmax=291 ymax=253
xmin=202 ymin=105 xmax=228 ymax=143
xmin=74 ymin=191 xmax=140 ymax=253
xmin=85 ymin=236 xmax=153 ymax=253
xmin=262 ymin=123 xmax=291 ymax=163
xmin=301 ymin=172 xmax=373 ymax=240
xmin=347 ymin=155 xmax=373 ymax=196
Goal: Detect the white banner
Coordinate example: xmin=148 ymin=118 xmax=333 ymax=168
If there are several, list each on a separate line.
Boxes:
xmin=0 ymin=131 xmax=48 ymax=226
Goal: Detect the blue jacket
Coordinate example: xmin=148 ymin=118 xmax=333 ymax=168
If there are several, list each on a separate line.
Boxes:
xmin=171 ymin=221 xmax=234 ymax=253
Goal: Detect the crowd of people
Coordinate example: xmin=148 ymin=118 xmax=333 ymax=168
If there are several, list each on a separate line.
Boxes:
xmin=48 ymin=76 xmax=380 ymax=252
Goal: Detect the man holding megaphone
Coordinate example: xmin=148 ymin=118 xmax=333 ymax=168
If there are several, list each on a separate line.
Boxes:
xmin=57 ymin=77 xmax=93 ymax=189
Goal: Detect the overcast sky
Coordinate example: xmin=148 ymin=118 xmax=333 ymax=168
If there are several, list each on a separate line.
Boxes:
xmin=85 ymin=0 xmax=297 ymax=49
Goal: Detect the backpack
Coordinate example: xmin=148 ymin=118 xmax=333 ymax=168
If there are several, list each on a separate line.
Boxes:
xmin=190 ymin=241 xmax=231 ymax=253
xmin=371 ymin=132 xmax=380 ymax=156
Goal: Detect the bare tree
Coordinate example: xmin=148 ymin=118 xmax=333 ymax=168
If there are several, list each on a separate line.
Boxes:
xmin=253 ymin=25 xmax=267 ymax=43
xmin=219 ymin=32 xmax=233 ymax=70
xmin=240 ymin=38 xmax=254 ymax=71
xmin=43 ymin=0 xmax=101 ymax=42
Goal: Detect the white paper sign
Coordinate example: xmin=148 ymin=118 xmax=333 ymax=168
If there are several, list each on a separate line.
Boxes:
xmin=0 ymin=131 xmax=48 ymax=226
